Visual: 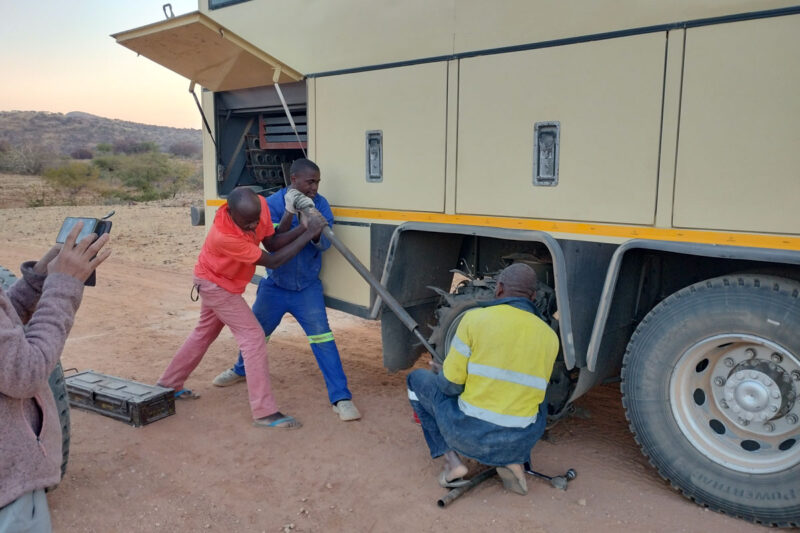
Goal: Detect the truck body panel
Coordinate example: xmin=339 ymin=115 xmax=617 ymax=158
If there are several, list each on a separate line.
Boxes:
xmin=675 ymin=15 xmax=800 ymax=234
xmin=457 ymin=33 xmax=663 ymax=224
xmin=316 ymin=63 xmax=448 ymax=212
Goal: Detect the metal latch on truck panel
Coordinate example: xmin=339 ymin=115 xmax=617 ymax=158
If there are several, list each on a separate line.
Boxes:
xmin=533 ymin=121 xmax=560 ymax=186
xmin=366 ymin=130 xmax=383 ymax=182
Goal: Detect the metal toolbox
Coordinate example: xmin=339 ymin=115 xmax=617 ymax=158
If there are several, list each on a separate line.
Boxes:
xmin=66 ymin=370 xmax=175 ymax=427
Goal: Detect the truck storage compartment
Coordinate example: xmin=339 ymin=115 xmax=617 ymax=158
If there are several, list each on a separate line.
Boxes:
xmin=315 ymin=62 xmax=448 ymax=212
xmin=457 ymin=33 xmax=664 ymax=224
xmin=215 ymin=82 xmax=307 ymax=197
xmin=673 ymin=14 xmax=800 ymax=235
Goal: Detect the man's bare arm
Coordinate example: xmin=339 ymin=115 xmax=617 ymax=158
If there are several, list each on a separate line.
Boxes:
xmin=265 ymin=220 xmax=306 ymax=252
xmin=274 ymin=209 xmax=294 ymax=234
xmin=257 ymin=214 xmax=326 ymax=268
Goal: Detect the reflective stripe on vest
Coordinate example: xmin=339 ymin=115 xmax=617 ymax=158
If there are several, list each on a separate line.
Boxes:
xmin=467 ymin=362 xmax=548 ymax=391
xmin=450 ymin=334 xmax=471 ymax=358
xmin=458 ymin=397 xmax=538 ymax=428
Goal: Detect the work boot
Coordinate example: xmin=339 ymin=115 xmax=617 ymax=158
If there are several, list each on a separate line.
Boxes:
xmin=332 ymin=399 xmax=361 ymax=421
xmin=212 ymin=368 xmax=246 ymax=387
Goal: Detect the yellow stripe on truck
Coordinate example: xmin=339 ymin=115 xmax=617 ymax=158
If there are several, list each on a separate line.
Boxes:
xmin=331 ymin=208 xmax=800 ymax=251
xmin=205 ymin=199 xmax=800 ymax=251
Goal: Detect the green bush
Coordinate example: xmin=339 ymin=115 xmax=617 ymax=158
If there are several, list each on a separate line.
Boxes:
xmin=41 ymin=149 xmax=199 ymax=204
xmin=113 ymin=139 xmax=159 ymax=155
xmin=43 ymin=161 xmax=100 ymax=198
xmin=70 ymin=147 xmax=94 ymax=160
xmin=168 ymin=141 xmax=201 ymax=158
xmin=92 ymin=155 xmax=116 ymax=172
xmin=90 ymin=152 xmax=196 ymax=202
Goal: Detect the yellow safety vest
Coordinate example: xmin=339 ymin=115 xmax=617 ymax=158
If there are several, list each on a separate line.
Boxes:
xmin=443 ymin=304 xmax=560 ymax=428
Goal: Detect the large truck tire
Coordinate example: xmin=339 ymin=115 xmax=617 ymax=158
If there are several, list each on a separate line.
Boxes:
xmin=0 ymin=265 xmax=71 ymax=483
xmin=428 ymin=282 xmax=495 ymax=364
xmin=48 ymin=361 xmax=71 ymax=483
xmin=0 ymin=265 xmax=17 ymax=288
xmin=621 ymin=275 xmax=800 ymax=527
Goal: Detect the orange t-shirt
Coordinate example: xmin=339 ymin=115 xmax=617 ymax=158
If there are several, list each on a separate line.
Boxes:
xmin=193 ymin=196 xmax=275 ymax=294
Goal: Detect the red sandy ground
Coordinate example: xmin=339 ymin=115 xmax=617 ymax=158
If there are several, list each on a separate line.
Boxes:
xmin=0 ymin=176 xmax=767 ymax=532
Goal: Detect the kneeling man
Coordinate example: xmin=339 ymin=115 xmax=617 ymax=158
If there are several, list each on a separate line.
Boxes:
xmin=407 ymin=263 xmax=559 ymax=494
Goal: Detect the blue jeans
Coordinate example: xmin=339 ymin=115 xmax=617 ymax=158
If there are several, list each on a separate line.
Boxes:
xmin=232 ymin=277 xmax=351 ymax=404
xmin=407 ymin=370 xmax=452 ymax=458
xmin=0 ymin=490 xmax=51 ymax=533
xmin=407 ymin=369 xmax=546 ymax=466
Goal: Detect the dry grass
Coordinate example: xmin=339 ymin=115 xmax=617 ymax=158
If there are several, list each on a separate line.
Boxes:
xmin=0 ymin=172 xmax=202 ymax=209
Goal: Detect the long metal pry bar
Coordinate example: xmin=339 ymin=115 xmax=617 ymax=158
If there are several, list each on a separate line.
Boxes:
xmin=318 ymin=223 xmax=441 ymax=360
xmin=299 ymin=207 xmax=441 ymax=360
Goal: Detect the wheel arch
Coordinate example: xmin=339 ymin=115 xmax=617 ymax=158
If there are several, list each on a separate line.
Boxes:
xmin=374 ymin=222 xmax=577 ymax=372
xmin=584 ymin=239 xmax=800 ymax=388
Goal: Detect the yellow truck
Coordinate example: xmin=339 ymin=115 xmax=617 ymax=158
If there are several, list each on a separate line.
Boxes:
xmin=115 ymin=1 xmax=800 ymax=525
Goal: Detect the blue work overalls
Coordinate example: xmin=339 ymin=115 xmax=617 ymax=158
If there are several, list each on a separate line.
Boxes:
xmin=231 ymin=189 xmax=351 ymax=404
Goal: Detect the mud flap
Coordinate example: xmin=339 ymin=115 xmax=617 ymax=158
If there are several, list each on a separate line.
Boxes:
xmin=381 ymin=304 xmax=433 ymax=372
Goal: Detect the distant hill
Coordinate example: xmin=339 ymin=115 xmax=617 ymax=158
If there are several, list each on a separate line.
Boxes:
xmin=0 ymin=110 xmax=201 ymax=155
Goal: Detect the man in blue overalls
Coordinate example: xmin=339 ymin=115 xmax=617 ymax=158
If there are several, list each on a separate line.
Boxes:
xmin=212 ymin=158 xmax=360 ymax=422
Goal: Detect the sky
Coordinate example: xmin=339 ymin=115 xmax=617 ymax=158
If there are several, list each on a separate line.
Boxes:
xmin=0 ymin=1 xmax=201 ymax=129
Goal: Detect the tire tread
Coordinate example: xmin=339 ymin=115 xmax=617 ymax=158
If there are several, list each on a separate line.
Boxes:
xmin=621 ymin=275 xmax=800 ymax=528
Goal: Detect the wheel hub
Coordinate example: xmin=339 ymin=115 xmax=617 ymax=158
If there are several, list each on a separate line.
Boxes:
xmin=730 ymin=376 xmax=772 ymax=414
xmin=671 ymin=334 xmax=800 ymax=473
xmin=722 ymin=359 xmax=791 ymax=426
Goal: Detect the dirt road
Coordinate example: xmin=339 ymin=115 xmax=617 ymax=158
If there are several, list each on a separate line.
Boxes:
xmin=0 ymin=188 xmax=766 ymax=532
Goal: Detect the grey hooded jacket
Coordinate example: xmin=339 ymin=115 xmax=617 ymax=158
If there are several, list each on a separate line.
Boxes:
xmin=0 ymin=261 xmax=83 ymax=508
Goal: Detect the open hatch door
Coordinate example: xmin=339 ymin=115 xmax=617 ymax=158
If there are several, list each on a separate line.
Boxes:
xmin=112 ymin=12 xmax=303 ymax=91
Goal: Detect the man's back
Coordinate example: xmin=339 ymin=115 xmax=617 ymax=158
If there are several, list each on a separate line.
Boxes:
xmin=408 ymin=264 xmax=555 ymax=487
xmin=443 ymin=303 xmax=559 ymax=425
xmin=194 ymin=196 xmax=273 ymax=294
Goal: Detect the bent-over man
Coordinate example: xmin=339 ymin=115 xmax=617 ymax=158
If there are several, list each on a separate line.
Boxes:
xmin=157 ymin=187 xmax=326 ymax=429
xmin=212 ymin=159 xmax=360 ymax=422
xmin=407 ymin=263 xmax=559 ymax=494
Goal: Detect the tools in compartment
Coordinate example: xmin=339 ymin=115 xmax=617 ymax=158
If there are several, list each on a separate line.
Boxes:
xmin=245 ymin=142 xmax=293 ymax=187
xmin=245 ymin=113 xmax=307 ymax=189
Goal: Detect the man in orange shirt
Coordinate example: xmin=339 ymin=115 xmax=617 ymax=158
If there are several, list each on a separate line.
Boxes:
xmin=157 ymin=187 xmax=326 ymax=429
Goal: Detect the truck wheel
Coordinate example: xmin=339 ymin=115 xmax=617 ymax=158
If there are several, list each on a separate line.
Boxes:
xmin=428 ymin=282 xmax=495 ymax=364
xmin=621 ymin=275 xmax=800 ymax=527
xmin=48 ymin=361 xmax=71 ymax=484
xmin=0 ymin=265 xmax=71 ymax=484
xmin=0 ymin=265 xmax=17 ymax=289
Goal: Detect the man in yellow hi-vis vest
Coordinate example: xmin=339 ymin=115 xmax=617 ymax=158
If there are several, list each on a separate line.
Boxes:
xmin=407 ymin=263 xmax=559 ymax=495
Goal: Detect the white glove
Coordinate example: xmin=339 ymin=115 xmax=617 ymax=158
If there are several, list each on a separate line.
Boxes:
xmin=284 ymin=188 xmax=312 ymax=214
xmin=295 ymin=194 xmax=314 ymax=212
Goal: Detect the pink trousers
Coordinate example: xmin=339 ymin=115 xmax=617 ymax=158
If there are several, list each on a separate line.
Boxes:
xmin=158 ymin=277 xmax=278 ymax=419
